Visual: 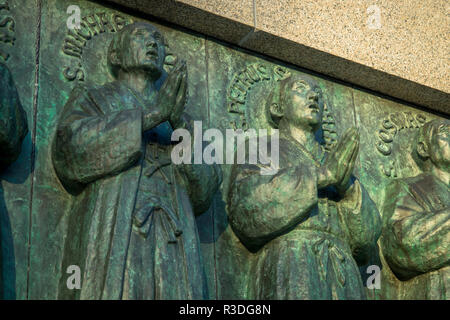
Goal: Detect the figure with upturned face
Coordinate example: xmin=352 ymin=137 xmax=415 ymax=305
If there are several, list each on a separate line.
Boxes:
xmin=380 ymin=119 xmax=449 ymax=299
xmin=228 ymin=74 xmax=381 ymax=299
xmin=52 ymin=22 xmax=221 ymax=299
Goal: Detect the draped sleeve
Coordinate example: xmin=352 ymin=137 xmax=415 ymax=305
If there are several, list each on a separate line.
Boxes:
xmin=381 ymin=176 xmax=449 ymax=280
xmin=227 ymin=142 xmax=318 ymax=250
xmin=52 ymin=85 xmax=143 ymax=193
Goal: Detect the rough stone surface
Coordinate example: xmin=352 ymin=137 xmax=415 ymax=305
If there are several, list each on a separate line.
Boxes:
xmin=103 ymin=0 xmax=449 ymax=115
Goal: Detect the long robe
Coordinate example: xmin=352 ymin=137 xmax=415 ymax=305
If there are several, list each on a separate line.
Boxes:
xmin=228 ymin=136 xmax=381 ymax=299
xmin=0 ymin=62 xmax=28 ymax=170
xmin=380 ymin=173 xmax=449 ymax=299
xmin=53 ymin=80 xmax=220 ymax=299
xmin=0 ymin=62 xmax=28 ymax=300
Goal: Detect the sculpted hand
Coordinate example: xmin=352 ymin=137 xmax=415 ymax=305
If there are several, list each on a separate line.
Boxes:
xmin=336 ymin=128 xmax=359 ymax=194
xmin=142 ymin=61 xmax=188 ymax=131
xmin=156 ymin=60 xmax=186 ymax=122
xmin=318 ymin=127 xmax=360 ymax=194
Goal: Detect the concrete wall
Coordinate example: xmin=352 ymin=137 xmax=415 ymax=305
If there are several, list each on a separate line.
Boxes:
xmin=105 ymin=0 xmax=449 ymax=115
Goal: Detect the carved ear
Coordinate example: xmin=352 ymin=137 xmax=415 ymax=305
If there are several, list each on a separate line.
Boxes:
xmin=417 ymin=141 xmax=429 ymax=159
xmin=269 ymin=103 xmax=284 ymax=118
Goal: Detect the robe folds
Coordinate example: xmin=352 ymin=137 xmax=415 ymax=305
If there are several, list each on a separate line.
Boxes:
xmin=0 ymin=62 xmax=28 ymax=170
xmin=53 ymin=80 xmax=220 ymax=299
xmin=228 ymin=136 xmax=381 ymax=299
xmin=0 ymin=62 xmax=28 ymax=300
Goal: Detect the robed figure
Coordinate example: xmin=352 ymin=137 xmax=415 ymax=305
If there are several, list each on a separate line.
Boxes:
xmin=381 ymin=119 xmax=449 ymax=299
xmin=0 ymin=62 xmax=28 ymax=299
xmin=0 ymin=62 xmax=28 ymax=170
xmin=52 ymin=23 xmax=221 ymax=299
xmin=228 ymin=74 xmax=381 ymax=299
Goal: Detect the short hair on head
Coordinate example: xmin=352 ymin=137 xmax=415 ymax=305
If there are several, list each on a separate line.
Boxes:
xmin=265 ymin=74 xmax=291 ymax=128
xmin=416 ymin=118 xmax=450 ymax=159
xmin=107 ymin=22 xmax=165 ymax=78
xmin=265 ymin=73 xmax=321 ymax=128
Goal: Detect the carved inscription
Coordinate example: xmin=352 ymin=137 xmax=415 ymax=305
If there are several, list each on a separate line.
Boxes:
xmin=227 ymin=64 xmax=338 ymax=151
xmin=62 ymin=12 xmax=129 ymax=59
xmin=61 ymin=11 xmax=177 ymax=83
xmin=376 ymin=111 xmax=427 ymax=177
xmin=322 ymin=102 xmax=338 ymax=152
xmin=0 ymin=0 xmax=15 ymax=61
xmin=227 ymin=64 xmax=289 ymax=114
xmin=376 ymin=111 xmax=427 ymax=156
xmin=227 ymin=64 xmax=291 ymax=129
xmin=61 ymin=11 xmax=132 ymax=81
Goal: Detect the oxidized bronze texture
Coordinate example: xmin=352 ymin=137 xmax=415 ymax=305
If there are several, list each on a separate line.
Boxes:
xmin=0 ymin=0 xmax=448 ymax=300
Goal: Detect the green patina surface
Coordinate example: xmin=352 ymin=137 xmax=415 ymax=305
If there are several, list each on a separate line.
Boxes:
xmin=0 ymin=0 xmax=448 ymax=299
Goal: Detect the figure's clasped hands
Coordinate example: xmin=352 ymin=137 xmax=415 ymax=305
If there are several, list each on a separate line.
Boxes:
xmin=318 ymin=127 xmax=360 ymax=195
xmin=156 ymin=60 xmax=188 ymax=128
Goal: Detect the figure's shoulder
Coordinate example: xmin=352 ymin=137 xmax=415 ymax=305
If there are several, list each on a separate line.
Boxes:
xmin=382 ymin=173 xmax=436 ymax=211
xmin=62 ymin=82 xmax=105 ymax=113
xmin=394 ymin=173 xmax=433 ymax=190
xmin=70 ymin=80 xmax=121 ymax=94
xmin=93 ymin=80 xmax=122 ymax=92
xmin=280 ymin=138 xmax=320 ymax=167
xmin=67 ymin=81 xmax=122 ymax=104
xmin=277 ymin=136 xmax=294 ymax=149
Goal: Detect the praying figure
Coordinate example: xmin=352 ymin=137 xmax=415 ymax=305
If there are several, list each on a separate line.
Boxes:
xmin=52 ymin=22 xmax=221 ymax=300
xmin=380 ymin=119 xmax=449 ymax=299
xmin=0 ymin=62 xmax=28 ymax=300
xmin=0 ymin=62 xmax=28 ymax=171
xmin=228 ymin=74 xmax=381 ymax=299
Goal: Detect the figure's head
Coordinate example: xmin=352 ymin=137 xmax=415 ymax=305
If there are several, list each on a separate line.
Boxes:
xmin=108 ymin=22 xmax=166 ymax=80
xmin=266 ymin=73 xmax=324 ymax=132
xmin=416 ymin=119 xmax=450 ymax=172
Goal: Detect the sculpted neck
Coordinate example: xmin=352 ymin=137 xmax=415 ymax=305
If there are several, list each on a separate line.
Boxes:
xmin=280 ymin=120 xmax=318 ymax=156
xmin=117 ymin=69 xmax=157 ymax=99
